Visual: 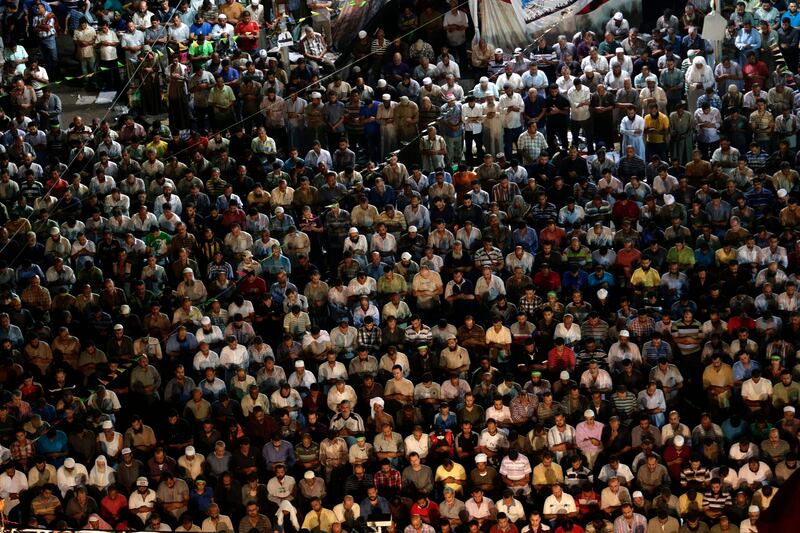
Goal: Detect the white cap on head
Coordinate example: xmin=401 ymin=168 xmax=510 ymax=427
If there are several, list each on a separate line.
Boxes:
xmin=377 ymin=79 xmax=387 ymax=88
xmin=475 ymin=453 xmax=488 ymax=463
xmin=632 ymin=491 xmax=643 ymax=499
xmin=584 ymin=409 xmax=595 ymax=418
xmin=122 ymin=448 xmax=132 ymax=455
xmin=201 ymin=316 xmax=211 ymax=325
xmin=101 ymin=420 xmax=113 ymax=429
xmin=382 ymin=94 xmax=391 ymax=101
xmin=748 ymin=506 xmax=760 ymax=514
xmin=560 ymin=371 xmax=570 ymax=380
xmin=295 ymin=360 xmax=305 ymax=368
xmin=494 ymin=48 xmax=503 ymax=54
xmin=275 ymin=206 xmax=285 ymax=214
xmin=401 ymin=252 xmax=412 ymax=260
xmin=120 ymin=305 xmax=130 ymax=315
xmin=674 ymin=435 xmax=685 ymax=447
xmin=358 ymin=30 xmax=367 ymax=39
xmin=614 ymin=12 xmax=623 ymax=20
xmin=584 ymin=65 xmax=594 ymax=73
xmin=311 ymin=92 xmax=322 ymax=99
xmin=423 ymin=77 xmax=432 ymax=85
xmin=409 ymin=226 xmax=418 ymax=233
xmin=615 ymin=47 xmax=624 ymax=54
xmin=186 ymin=446 xmax=196 ymax=456
xmin=785 ymin=406 xmax=796 ymax=413
xmin=514 ymin=47 xmax=522 ymax=54
xmin=597 ymin=288 xmax=608 ymax=299
xmin=480 ymin=76 xmax=489 ymax=83
xmin=664 ymin=194 xmax=675 ymax=206
xmin=304 ymin=470 xmax=315 ymax=479
xmin=778 ymin=188 xmax=788 ymax=198
xmin=136 ymin=477 xmax=149 ymax=487
xmin=349 ymin=227 xmax=359 ymax=234
xmin=619 ymin=330 xmax=630 ymax=337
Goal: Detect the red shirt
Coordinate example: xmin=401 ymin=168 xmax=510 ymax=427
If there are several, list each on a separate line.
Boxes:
xmin=547 ymin=347 xmax=576 ymax=372
xmin=234 ymin=21 xmax=260 ymax=51
xmin=611 ymin=200 xmax=640 ymax=225
xmin=742 ymin=60 xmax=768 ymax=91
xmin=533 ymin=271 xmax=561 ymax=293
xmin=410 ymin=500 xmax=440 ymax=525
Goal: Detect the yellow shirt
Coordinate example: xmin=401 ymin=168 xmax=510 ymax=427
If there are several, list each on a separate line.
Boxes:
xmin=715 ymin=247 xmax=737 ymax=265
xmin=301 ymin=508 xmax=338 ymax=531
xmin=644 ymin=112 xmax=670 ymax=144
xmin=630 ymin=267 xmax=661 ymax=288
xmin=435 ymin=462 xmax=467 ymax=493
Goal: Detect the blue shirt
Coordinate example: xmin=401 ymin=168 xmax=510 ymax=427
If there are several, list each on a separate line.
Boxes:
xmin=512 ymin=226 xmax=539 ymax=253
xmin=523 ymin=92 xmax=547 ymax=128
xmin=262 ymin=440 xmax=296 ymax=469
xmin=189 ymin=486 xmax=214 ymax=513
xmin=190 ymin=21 xmax=212 ymax=37
xmin=360 ymin=102 xmax=380 ymax=135
xmin=37 ymin=430 xmax=69 ymax=467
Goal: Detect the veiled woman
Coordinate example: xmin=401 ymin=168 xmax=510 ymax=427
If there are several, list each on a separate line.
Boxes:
xmin=137 ymin=46 xmax=164 ymax=116
xmin=167 ymin=55 xmax=191 ymax=131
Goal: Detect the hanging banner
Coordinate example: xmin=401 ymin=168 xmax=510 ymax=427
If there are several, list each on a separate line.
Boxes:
xmin=472 ymin=0 xmax=642 ymax=52
xmin=331 ymin=0 xmax=392 ymax=48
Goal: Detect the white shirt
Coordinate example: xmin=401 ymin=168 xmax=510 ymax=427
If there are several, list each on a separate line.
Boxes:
xmin=443 ymin=9 xmax=469 ymax=46
xmin=568 ymin=85 xmax=592 ymax=121
xmin=496 ymin=72 xmax=524 ymax=93
xmin=462 ymin=102 xmax=485 ymax=133
xmin=0 ymin=470 xmax=29 ymax=513
xmin=404 ymin=434 xmax=431 ymax=458
xmin=499 ymin=92 xmax=524 ymax=129
xmin=543 ymin=492 xmax=577 ymax=514
xmin=219 ymin=344 xmax=249 ymax=368
xmin=741 ymin=377 xmax=773 ymax=401
xmin=128 ymin=488 xmax=157 ymax=523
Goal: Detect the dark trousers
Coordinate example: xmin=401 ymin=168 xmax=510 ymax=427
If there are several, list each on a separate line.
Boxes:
xmin=547 ymin=121 xmax=569 ymax=154
xmin=503 ymin=126 xmax=523 ymax=158
xmin=465 ymin=130 xmax=484 ymax=163
xmin=99 ymin=59 xmax=122 ymax=91
xmin=646 ymin=142 xmax=668 ymax=161
xmin=570 ymin=118 xmax=594 ymax=154
xmin=194 ymin=105 xmax=214 ymax=132
xmin=698 ymin=139 xmax=720 ymax=160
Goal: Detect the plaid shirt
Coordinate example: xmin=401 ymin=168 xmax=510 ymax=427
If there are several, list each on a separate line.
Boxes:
xmin=21 ymin=286 xmax=51 ymax=310
xmin=518 ymin=294 xmax=542 ymax=317
xmin=517 ymin=130 xmax=548 ymax=162
xmin=374 ymin=467 xmax=402 ymax=491
xmin=357 ymin=326 xmax=382 ymax=355
xmin=10 ymin=440 xmax=34 ymax=468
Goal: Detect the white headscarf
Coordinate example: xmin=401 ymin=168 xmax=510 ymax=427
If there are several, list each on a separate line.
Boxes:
xmin=275 ymin=500 xmax=300 ymax=529
xmin=88 ymin=455 xmax=115 ymax=489
xmin=370 ymin=397 xmax=385 ymax=419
